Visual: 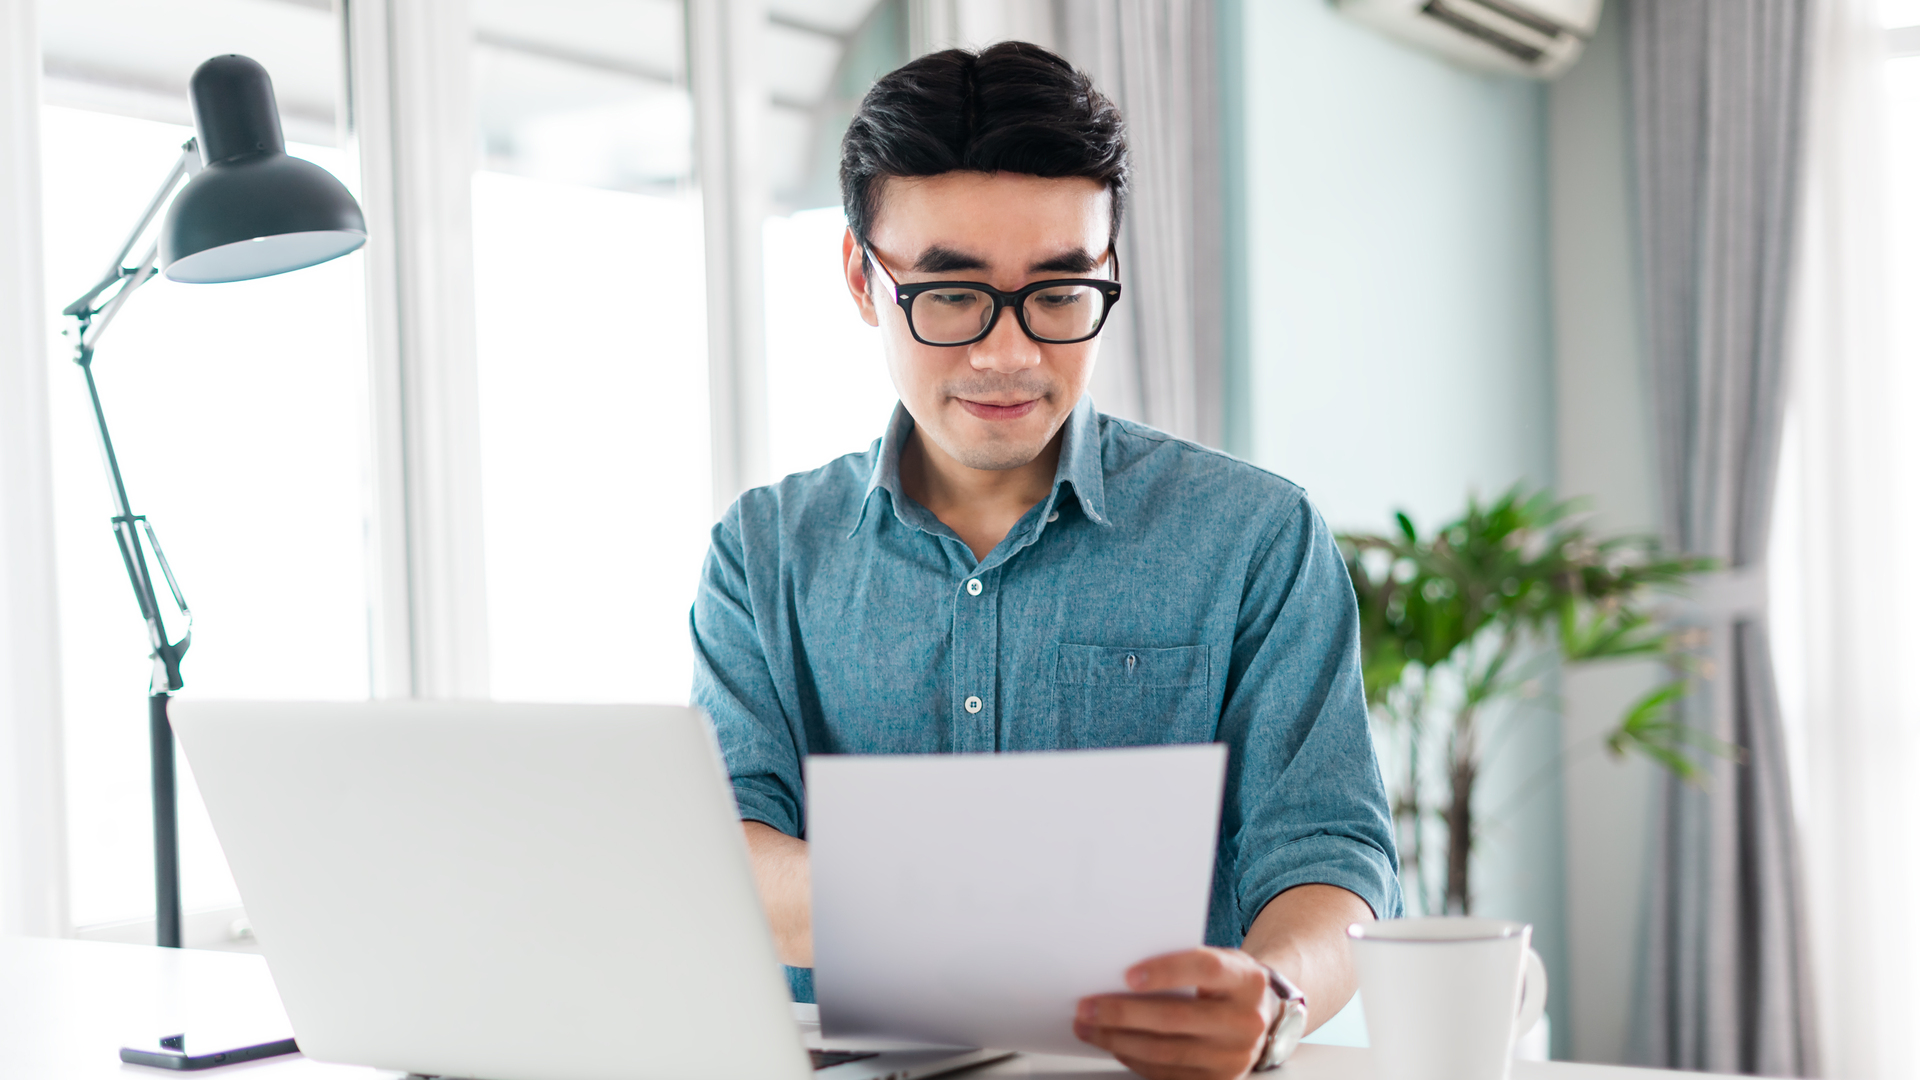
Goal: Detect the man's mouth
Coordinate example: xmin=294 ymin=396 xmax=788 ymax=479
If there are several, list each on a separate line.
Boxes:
xmin=957 ymin=398 xmax=1040 ymax=421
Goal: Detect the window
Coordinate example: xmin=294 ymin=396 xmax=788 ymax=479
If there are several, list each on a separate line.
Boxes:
xmin=38 ymin=0 xmax=368 ymax=932
xmin=471 ymin=0 xmax=713 ymax=705
xmin=475 ymin=0 xmax=909 ymax=702
xmin=24 ymin=0 xmax=929 ymax=942
xmin=761 ymin=1 xmax=904 ymax=481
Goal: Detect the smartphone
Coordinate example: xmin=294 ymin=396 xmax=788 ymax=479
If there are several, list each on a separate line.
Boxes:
xmin=119 ymin=1034 xmax=299 ymax=1070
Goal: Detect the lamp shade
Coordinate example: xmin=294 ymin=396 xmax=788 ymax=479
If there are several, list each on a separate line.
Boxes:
xmin=161 ymin=55 xmax=367 ymax=284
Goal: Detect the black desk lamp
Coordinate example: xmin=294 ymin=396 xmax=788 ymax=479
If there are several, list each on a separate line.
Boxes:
xmin=60 ymin=54 xmax=365 ymax=953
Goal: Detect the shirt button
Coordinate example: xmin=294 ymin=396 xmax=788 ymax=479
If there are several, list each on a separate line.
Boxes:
xmin=1047 ymin=511 xmax=1059 ymax=523
xmin=964 ymin=695 xmax=982 ymax=714
xmin=966 ymin=578 xmax=982 ymax=596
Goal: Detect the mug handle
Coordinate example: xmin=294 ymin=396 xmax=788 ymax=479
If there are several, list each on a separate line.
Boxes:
xmin=1511 ymin=948 xmax=1549 ymax=1049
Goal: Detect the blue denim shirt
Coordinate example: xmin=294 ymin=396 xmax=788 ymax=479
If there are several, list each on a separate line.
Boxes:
xmin=692 ymin=397 xmax=1402 ymax=1002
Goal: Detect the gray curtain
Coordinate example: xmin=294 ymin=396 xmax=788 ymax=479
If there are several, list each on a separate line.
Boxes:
xmin=1624 ymin=1 xmax=1819 ymax=1074
xmin=1055 ymin=0 xmax=1224 ymax=447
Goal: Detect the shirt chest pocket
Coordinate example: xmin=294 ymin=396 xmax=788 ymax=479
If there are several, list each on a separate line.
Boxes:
xmin=1052 ymin=643 xmax=1217 ymax=749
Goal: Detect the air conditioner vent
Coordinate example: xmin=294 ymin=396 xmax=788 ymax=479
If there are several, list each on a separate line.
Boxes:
xmin=1468 ymin=0 xmax=1582 ymax=39
xmin=1337 ymin=0 xmax=1603 ymax=79
xmin=1420 ymin=0 xmax=1547 ymax=65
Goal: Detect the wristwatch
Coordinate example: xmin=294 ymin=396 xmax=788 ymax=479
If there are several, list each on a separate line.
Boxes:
xmin=1253 ymin=965 xmax=1309 ymax=1072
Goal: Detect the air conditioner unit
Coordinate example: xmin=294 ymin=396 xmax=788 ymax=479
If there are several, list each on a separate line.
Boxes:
xmin=1334 ymin=0 xmax=1603 ymax=79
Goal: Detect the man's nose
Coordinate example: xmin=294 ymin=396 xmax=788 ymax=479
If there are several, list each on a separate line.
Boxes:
xmin=967 ymin=302 xmax=1042 ymax=374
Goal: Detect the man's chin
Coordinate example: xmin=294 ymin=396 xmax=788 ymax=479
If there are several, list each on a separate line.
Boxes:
xmin=946 ymin=442 xmax=1048 ymax=471
xmin=934 ymin=420 xmax=1052 ymax=472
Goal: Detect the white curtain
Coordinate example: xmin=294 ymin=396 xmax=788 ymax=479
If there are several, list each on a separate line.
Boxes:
xmin=0 ymin=0 xmax=71 ymax=938
xmin=1771 ymin=1 xmax=1920 ymax=1077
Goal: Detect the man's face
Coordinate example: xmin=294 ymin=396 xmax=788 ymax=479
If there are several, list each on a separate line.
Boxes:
xmin=843 ymin=172 xmax=1113 ymax=472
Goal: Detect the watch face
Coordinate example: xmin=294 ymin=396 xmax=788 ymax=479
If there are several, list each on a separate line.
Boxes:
xmin=1265 ymin=1001 xmax=1308 ymax=1068
xmin=1279 ymin=1001 xmax=1308 ymax=1042
xmin=1256 ymin=966 xmax=1309 ymax=1071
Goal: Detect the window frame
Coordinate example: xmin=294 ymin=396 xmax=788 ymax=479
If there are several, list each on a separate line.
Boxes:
xmin=344 ymin=0 xmax=494 ymax=700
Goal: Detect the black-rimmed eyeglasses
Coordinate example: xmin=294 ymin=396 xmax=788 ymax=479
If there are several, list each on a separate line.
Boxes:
xmin=867 ymin=247 xmax=1123 ymax=347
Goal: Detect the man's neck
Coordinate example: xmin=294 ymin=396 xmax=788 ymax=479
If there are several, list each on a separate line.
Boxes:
xmin=899 ymin=426 xmax=1063 ymax=563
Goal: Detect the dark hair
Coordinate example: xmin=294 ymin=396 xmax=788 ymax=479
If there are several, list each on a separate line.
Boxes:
xmin=839 ymin=42 xmax=1129 ymax=255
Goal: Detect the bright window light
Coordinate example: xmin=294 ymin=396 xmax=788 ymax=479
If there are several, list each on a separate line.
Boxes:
xmin=40 ymin=106 xmax=372 ymax=929
xmin=468 ymin=0 xmax=712 ymax=707
xmin=472 ymin=173 xmax=712 ymax=705
xmin=764 ymin=207 xmax=897 ymax=481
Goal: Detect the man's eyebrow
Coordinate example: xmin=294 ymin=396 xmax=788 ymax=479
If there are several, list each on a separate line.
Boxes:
xmin=907 ymin=246 xmax=1104 ymax=275
xmin=911 ymin=245 xmax=990 ymax=273
xmin=1029 ymin=249 xmax=1100 ymax=274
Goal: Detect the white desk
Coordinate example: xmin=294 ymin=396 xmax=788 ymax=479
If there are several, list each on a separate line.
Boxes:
xmin=0 ymin=937 xmax=1704 ymax=1080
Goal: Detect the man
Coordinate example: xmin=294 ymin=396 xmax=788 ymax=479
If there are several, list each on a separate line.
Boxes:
xmin=692 ymin=42 xmax=1400 ymax=1080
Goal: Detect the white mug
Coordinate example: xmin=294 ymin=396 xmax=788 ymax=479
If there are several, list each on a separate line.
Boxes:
xmin=1347 ymin=917 xmax=1549 ymax=1080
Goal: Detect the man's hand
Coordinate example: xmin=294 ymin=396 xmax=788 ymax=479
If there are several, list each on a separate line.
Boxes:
xmin=1074 ymin=947 xmax=1276 ymax=1080
xmin=1074 ymin=883 xmax=1373 ymax=1079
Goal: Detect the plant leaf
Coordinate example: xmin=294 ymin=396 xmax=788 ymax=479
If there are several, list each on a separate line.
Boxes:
xmin=1603 ymin=681 xmax=1740 ymax=786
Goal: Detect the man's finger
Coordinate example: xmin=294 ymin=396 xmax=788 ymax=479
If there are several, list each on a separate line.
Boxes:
xmin=1125 ymin=946 xmax=1268 ymax=998
xmin=1108 ymin=1054 xmax=1216 ymax=1080
xmin=1075 ymin=1023 xmax=1248 ymax=1074
xmin=1077 ymin=993 xmax=1267 ymax=1042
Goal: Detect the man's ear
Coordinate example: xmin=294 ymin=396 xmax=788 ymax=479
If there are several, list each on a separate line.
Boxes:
xmin=843 ymin=228 xmax=880 ymax=328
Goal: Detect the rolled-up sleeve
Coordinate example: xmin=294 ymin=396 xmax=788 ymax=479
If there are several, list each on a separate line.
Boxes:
xmin=1217 ymin=497 xmax=1402 ymax=934
xmin=691 ymin=501 xmax=805 ymax=838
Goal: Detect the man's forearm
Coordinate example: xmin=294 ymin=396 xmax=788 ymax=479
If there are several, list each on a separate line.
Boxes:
xmin=1240 ymin=883 xmax=1373 ymax=1034
xmin=743 ymin=821 xmax=813 ymax=966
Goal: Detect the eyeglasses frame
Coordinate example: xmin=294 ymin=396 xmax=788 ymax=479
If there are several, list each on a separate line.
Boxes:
xmin=865 ymin=245 xmax=1124 ymax=348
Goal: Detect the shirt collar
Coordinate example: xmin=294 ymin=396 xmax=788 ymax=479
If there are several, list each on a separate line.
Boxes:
xmin=850 ymin=403 xmax=918 ymax=536
xmin=1051 ymin=394 xmax=1109 ymax=526
xmin=850 ymin=395 xmax=1110 ymax=538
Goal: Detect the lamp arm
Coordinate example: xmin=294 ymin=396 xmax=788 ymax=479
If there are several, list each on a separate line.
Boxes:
xmin=75 ymin=356 xmax=191 ymax=693
xmin=82 ymin=242 xmax=160 ymax=355
xmin=62 ymin=141 xmax=200 ymax=695
xmin=60 ymin=139 xmax=197 ymax=321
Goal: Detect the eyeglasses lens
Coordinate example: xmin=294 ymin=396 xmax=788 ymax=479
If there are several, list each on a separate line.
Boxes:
xmin=1023 ymin=284 xmax=1106 ymax=342
xmin=911 ymin=288 xmax=995 ymax=345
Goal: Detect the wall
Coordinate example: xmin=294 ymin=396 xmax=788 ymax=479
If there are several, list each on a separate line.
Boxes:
xmin=1229 ymin=1 xmax=1555 ymax=532
xmin=1224 ymin=0 xmax=1566 ymax=1055
xmin=1546 ymin=4 xmax=1664 ymax=1065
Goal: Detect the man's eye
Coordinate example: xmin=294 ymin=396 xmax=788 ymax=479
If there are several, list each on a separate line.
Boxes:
xmin=928 ymin=291 xmax=982 ymax=307
xmin=1034 ymin=293 xmax=1084 ymax=309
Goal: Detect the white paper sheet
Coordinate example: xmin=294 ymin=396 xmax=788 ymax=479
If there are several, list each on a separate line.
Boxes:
xmin=807 ymin=744 xmax=1227 ymax=1055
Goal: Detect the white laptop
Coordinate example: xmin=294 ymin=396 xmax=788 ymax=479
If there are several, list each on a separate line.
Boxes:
xmin=171 ymin=700 xmax=1011 ymax=1080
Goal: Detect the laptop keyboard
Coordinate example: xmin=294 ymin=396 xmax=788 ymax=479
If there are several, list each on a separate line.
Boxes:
xmin=811 ymin=1049 xmax=881 ymax=1070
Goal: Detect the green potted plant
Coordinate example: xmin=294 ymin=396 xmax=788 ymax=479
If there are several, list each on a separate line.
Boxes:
xmin=1338 ymin=486 xmax=1724 ymax=915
